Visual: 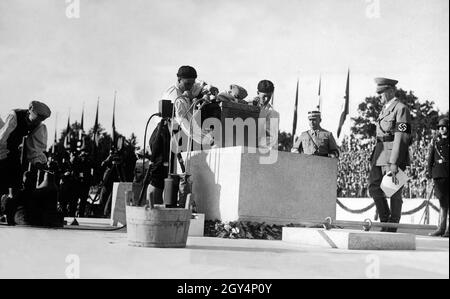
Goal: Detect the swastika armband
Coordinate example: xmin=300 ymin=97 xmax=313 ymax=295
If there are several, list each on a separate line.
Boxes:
xmin=395 ymin=122 xmax=411 ymax=133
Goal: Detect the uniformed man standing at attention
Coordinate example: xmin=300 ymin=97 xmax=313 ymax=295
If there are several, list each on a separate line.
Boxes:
xmin=368 ymin=78 xmax=412 ymax=232
xmin=291 ymin=111 xmax=339 ymax=158
xmin=427 ymin=118 xmax=449 ymax=237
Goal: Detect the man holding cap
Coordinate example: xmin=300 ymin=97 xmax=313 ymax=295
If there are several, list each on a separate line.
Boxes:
xmin=0 ymin=101 xmax=51 ymax=196
xmin=368 ymin=78 xmax=412 ymax=232
xmin=291 ymin=110 xmax=339 ymax=158
xmin=249 ymin=80 xmax=280 ymax=149
xmin=217 ymin=84 xmax=248 ymax=104
xmin=427 ymin=118 xmax=449 ymax=237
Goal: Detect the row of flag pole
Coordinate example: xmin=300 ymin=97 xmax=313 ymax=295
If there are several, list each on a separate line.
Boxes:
xmin=291 ymin=69 xmax=350 ymax=142
xmin=56 ymin=92 xmax=118 ymax=153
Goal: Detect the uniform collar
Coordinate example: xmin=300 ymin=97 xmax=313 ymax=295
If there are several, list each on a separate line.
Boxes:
xmin=309 ymin=127 xmax=323 ymax=134
xmin=379 ymin=97 xmax=399 ymax=120
xmin=385 ymin=97 xmax=399 ymax=112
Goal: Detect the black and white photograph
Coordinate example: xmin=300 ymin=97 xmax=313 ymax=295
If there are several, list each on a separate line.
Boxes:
xmin=0 ymin=0 xmax=448 ymax=282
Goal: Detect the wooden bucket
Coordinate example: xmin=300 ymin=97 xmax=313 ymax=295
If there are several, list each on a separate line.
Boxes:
xmin=125 ymin=192 xmax=192 ymax=248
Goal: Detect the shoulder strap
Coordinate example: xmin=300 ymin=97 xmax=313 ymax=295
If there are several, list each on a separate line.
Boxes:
xmin=434 ymin=138 xmax=446 ymax=161
xmin=306 ymin=131 xmax=319 ymax=150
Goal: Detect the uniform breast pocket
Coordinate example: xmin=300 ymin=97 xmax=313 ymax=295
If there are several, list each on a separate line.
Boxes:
xmin=380 ymin=118 xmax=395 ymax=132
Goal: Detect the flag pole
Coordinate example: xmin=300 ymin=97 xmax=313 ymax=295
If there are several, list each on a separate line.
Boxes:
xmin=337 ymin=69 xmax=350 ymax=138
xmin=112 ymin=91 xmax=117 ymax=150
xmin=292 ymin=77 xmax=299 ymax=144
xmin=317 ymin=74 xmax=322 ymax=111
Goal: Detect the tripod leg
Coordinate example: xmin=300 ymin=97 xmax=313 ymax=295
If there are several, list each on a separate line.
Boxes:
xmin=138 ymin=165 xmax=152 ymax=206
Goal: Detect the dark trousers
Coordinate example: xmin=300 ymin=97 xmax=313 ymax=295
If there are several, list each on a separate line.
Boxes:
xmin=76 ymin=181 xmax=90 ymax=217
xmin=434 ymin=178 xmax=449 ymax=209
xmin=0 ymin=156 xmax=22 ymax=196
xmin=369 ymin=165 xmax=404 ymax=231
xmin=59 ymin=177 xmax=77 ymax=217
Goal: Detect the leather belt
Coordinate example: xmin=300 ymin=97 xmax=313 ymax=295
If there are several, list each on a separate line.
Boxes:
xmin=377 ymin=136 xmax=394 ymax=143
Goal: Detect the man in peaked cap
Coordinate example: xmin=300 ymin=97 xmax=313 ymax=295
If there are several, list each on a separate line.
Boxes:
xmin=291 ymin=110 xmax=339 ymax=158
xmin=427 ymin=118 xmax=449 ymax=237
xmin=368 ymin=78 xmax=412 ymax=232
xmin=0 ymin=101 xmax=51 ymax=196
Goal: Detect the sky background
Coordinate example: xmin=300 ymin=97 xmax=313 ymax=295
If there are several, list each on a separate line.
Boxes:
xmin=1 ymin=0 xmax=449 ymax=148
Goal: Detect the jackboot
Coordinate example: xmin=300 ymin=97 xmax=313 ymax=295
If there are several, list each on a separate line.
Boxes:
xmin=429 ymin=207 xmax=448 ymax=237
xmin=373 ymin=197 xmax=390 ymax=232
xmin=386 ymin=191 xmax=403 ymax=233
xmin=443 ymin=213 xmax=449 ymax=238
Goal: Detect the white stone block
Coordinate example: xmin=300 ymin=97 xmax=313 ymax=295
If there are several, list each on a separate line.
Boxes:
xmin=282 ymin=227 xmax=416 ymax=250
xmin=181 ymin=146 xmax=337 ymax=224
xmin=188 ymin=213 xmax=205 ymax=237
xmin=111 ymin=182 xmax=141 ymax=226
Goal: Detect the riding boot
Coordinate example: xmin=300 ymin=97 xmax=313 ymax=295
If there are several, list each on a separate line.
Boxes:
xmin=388 ymin=192 xmax=403 ymax=233
xmin=443 ymin=212 xmax=449 ymax=238
xmin=429 ymin=207 xmax=448 ymax=237
xmin=373 ymin=197 xmax=390 ymax=232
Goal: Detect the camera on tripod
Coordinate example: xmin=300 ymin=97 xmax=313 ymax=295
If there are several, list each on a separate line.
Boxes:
xmin=110 ymin=149 xmax=123 ymax=165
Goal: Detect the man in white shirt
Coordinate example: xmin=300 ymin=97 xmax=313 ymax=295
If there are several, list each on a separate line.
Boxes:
xmin=248 ymin=80 xmax=280 ymax=150
xmin=162 ymin=65 xmax=218 ymax=152
xmin=0 ymin=101 xmax=51 ymax=195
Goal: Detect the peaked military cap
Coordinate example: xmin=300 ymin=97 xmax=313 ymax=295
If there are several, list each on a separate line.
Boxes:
xmin=29 ymin=101 xmax=51 ymax=119
xmin=308 ymin=110 xmax=321 ymax=120
xmin=438 ymin=118 xmax=449 ymax=128
xmin=229 ymin=84 xmax=248 ymax=100
xmin=375 ymin=77 xmax=398 ymax=94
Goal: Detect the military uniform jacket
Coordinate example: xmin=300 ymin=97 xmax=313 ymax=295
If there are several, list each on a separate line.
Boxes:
xmin=292 ymin=128 xmax=339 ymax=157
xmin=372 ymin=98 xmax=411 ymax=168
xmin=427 ymin=135 xmax=449 ymax=178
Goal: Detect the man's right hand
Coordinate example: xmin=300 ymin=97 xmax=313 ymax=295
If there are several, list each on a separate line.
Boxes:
xmin=202 ymin=132 xmax=215 ymax=147
xmin=182 ymin=90 xmax=194 ymax=100
xmin=390 ymin=164 xmax=399 ymax=184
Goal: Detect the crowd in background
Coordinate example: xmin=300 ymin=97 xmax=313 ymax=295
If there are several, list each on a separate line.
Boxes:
xmin=337 ymin=134 xmax=434 ymax=199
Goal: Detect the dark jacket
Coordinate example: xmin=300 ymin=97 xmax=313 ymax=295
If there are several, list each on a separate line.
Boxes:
xmin=6 ymin=109 xmax=37 ymax=159
xmin=148 ymin=119 xmax=171 ymax=189
xmin=427 ymin=135 xmax=449 ymax=179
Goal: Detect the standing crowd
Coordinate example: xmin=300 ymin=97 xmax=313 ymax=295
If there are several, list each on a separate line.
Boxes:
xmin=337 ymin=133 xmax=438 ymax=199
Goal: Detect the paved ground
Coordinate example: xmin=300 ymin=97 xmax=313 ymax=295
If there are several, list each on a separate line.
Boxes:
xmin=0 ymin=223 xmax=448 ymax=279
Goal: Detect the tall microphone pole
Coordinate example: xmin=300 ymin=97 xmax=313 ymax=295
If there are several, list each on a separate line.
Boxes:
xmin=137 ymin=112 xmax=161 ymax=206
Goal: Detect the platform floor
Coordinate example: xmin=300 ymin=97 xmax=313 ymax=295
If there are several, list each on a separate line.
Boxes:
xmin=0 ymin=224 xmax=448 ymax=279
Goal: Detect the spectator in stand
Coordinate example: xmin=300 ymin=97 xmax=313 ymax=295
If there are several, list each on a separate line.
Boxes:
xmin=337 ymin=132 xmax=437 ymax=200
